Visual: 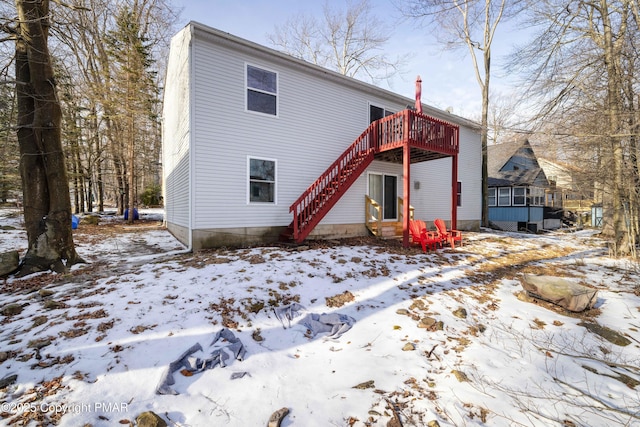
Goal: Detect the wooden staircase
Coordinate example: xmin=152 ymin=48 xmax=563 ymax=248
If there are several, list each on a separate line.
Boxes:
xmin=282 ymin=109 xmax=459 ymax=243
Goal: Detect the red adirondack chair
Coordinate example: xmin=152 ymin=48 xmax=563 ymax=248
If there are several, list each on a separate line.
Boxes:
xmin=434 ymin=218 xmax=463 ymax=248
xmin=409 ymin=220 xmax=441 ymax=252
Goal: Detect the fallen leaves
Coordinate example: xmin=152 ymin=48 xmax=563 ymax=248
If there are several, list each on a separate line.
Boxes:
xmin=129 ymin=324 xmax=157 ymax=334
xmin=326 ymin=290 xmax=355 ymax=308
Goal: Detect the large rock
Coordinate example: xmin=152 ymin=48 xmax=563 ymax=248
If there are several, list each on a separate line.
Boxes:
xmin=0 ymin=251 xmax=19 ymax=276
xmin=135 ymin=411 xmax=167 ymax=427
xmin=521 ymin=274 xmax=598 ymax=312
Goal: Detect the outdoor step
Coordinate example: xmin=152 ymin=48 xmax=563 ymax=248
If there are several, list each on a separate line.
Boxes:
xmin=379 ymin=225 xmax=398 ymax=237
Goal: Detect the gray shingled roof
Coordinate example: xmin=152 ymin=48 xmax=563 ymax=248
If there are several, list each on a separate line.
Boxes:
xmin=487 ymin=139 xmax=546 ymax=187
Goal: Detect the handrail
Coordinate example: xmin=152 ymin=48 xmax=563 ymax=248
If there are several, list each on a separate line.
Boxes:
xmin=288 ymin=109 xmax=459 ymax=242
xmin=398 ymin=197 xmax=414 ymax=225
xmin=365 ymin=195 xmax=382 ymax=235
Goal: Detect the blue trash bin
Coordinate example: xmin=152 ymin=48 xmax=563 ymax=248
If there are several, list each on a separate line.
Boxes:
xmin=71 ymin=215 xmax=80 ymax=229
xmin=124 ymin=208 xmax=139 ymax=220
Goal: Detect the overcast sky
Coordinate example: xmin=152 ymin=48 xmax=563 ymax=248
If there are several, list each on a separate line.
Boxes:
xmin=170 ymin=0 xmax=527 ymax=120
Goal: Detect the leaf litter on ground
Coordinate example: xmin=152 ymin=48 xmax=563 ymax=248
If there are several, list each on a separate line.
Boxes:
xmin=0 ymin=207 xmax=639 ymax=426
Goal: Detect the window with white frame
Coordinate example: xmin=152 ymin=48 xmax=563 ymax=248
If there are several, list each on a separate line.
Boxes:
xmin=369 ymin=104 xmax=394 ymax=123
xmin=530 ymin=187 xmax=545 ymax=206
xmin=488 ymin=188 xmax=497 ymax=206
xmin=513 ymin=187 xmax=526 ymax=206
xmin=498 ymin=187 xmax=511 ymax=206
xmin=246 ymin=64 xmax=277 ymax=115
xmin=248 ymin=157 xmax=276 ymax=203
xmin=457 ymin=181 xmax=462 ymax=207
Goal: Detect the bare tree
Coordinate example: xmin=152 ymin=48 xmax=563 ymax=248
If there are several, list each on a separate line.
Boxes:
xmin=10 ymin=0 xmax=83 ymax=275
xmin=509 ymin=0 xmax=639 ymax=255
xmin=0 ymin=83 xmax=20 ymax=203
xmin=402 ymin=0 xmax=520 ymax=227
xmin=52 ymin=0 xmax=176 ymax=215
xmin=268 ymin=0 xmax=406 ymax=83
xmin=472 ymin=91 xmax=523 ymax=145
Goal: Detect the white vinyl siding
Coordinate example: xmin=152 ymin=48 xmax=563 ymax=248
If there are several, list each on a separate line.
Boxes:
xmin=163 ymin=26 xmax=192 ymax=229
xmin=165 ymin=23 xmax=482 ymax=239
xmin=188 ymin=29 xmax=418 ymax=230
xmin=410 ymin=124 xmax=481 ymax=222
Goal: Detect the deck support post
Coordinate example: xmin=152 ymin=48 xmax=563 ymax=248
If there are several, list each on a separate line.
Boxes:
xmin=451 ymin=142 xmax=459 ymax=230
xmin=403 ymin=112 xmax=411 ymax=248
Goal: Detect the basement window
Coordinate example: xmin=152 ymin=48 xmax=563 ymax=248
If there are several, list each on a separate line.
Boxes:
xmin=248 ymin=157 xmax=276 ymax=203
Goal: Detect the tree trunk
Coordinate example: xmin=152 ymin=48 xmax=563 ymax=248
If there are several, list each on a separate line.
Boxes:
xmin=600 ymin=0 xmax=631 ymax=255
xmin=14 ymin=0 xmax=83 ymax=275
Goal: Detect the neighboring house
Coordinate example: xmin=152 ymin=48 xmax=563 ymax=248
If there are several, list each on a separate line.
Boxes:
xmin=538 ymin=157 xmax=595 ymax=212
xmin=487 ymin=139 xmax=560 ymax=232
xmin=162 ymin=22 xmax=482 ymax=250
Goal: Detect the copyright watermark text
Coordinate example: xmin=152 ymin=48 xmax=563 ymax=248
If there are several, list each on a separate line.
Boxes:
xmin=1 ymin=402 xmax=129 ymax=414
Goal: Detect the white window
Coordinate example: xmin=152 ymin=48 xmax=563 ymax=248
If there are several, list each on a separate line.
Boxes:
xmin=498 ymin=187 xmax=511 ymax=206
xmin=513 ymin=187 xmax=526 ymax=206
xmin=488 ymin=188 xmax=497 ymax=206
xmin=530 ymin=187 xmax=545 ymax=206
xmin=246 ymin=64 xmax=277 ymax=116
xmin=369 ymin=104 xmax=394 ymax=123
xmin=248 ymin=157 xmax=276 ymax=203
xmin=368 ymin=173 xmax=398 ymax=220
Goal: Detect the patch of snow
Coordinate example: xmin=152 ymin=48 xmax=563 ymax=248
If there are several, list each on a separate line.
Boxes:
xmin=0 ymin=208 xmax=638 ymax=426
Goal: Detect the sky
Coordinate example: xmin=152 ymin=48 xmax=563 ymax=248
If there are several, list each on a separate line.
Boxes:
xmin=169 ymin=0 xmax=528 ymax=120
xmin=1 ymin=208 xmax=639 ymax=426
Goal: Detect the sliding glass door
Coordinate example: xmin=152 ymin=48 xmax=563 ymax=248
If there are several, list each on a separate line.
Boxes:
xmin=368 ymin=173 xmax=397 ymax=220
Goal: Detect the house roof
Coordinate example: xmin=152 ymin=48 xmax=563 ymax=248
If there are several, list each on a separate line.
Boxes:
xmin=187 ymin=21 xmax=481 ymax=132
xmin=487 ymin=139 xmax=547 ymax=187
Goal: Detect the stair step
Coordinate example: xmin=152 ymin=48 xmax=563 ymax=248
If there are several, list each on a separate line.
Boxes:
xmin=379 ymin=226 xmax=397 ymax=237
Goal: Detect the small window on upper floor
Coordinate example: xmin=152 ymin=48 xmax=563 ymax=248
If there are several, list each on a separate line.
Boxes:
xmin=246 ymin=64 xmax=277 ymax=116
xmin=369 ymin=104 xmax=394 ymax=123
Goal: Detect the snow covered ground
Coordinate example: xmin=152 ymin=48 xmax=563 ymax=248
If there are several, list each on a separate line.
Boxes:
xmin=0 ymin=208 xmax=638 ymax=426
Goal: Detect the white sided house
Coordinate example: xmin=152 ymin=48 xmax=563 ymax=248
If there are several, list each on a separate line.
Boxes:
xmin=162 ymin=22 xmax=482 ymax=250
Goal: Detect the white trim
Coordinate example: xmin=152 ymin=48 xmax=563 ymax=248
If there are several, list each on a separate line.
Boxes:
xmin=512 ymin=186 xmax=526 ymax=206
xmin=498 ymin=187 xmax=511 ymax=206
xmin=368 ymin=102 xmax=395 ymax=124
xmin=245 ymin=62 xmax=279 ymax=117
xmin=187 ymin=25 xmax=195 ymax=251
xmin=488 ymin=187 xmax=497 ymax=207
xmin=247 ymin=156 xmax=278 ymax=205
xmin=530 ymin=186 xmax=545 ymax=206
xmin=367 ymin=171 xmax=399 ymax=221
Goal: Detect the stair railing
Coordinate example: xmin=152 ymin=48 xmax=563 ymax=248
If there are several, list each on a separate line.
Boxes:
xmin=365 ymin=195 xmax=382 ymax=236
